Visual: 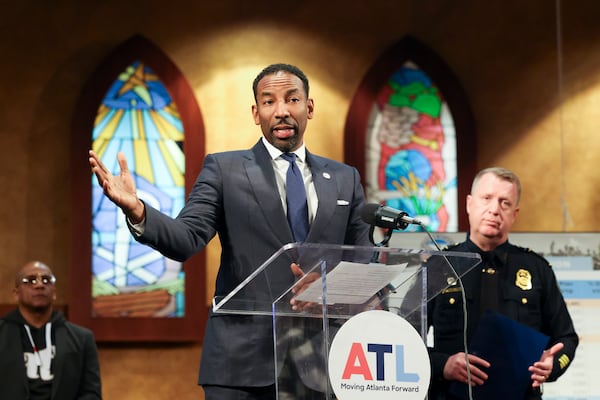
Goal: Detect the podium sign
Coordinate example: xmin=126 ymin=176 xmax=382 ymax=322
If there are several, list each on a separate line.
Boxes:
xmin=213 ymin=243 xmax=481 ymax=399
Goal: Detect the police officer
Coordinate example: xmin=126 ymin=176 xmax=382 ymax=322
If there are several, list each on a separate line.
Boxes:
xmin=427 ymin=167 xmax=578 ymax=400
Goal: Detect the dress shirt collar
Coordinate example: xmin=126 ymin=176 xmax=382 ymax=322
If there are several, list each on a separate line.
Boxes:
xmin=261 ymin=137 xmax=307 ymax=163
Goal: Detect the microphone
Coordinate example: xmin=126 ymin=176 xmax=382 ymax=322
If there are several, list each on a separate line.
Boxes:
xmin=360 ymin=203 xmax=422 ymax=230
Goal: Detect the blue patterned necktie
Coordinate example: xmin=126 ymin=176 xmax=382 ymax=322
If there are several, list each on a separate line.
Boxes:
xmin=281 ymin=153 xmax=309 ymax=242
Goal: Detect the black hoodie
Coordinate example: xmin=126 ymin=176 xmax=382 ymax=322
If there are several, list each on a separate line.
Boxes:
xmin=0 ymin=308 xmax=102 ymax=399
xmin=2 ymin=309 xmax=66 ymax=399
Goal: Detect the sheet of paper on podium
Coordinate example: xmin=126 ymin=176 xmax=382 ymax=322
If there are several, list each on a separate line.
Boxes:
xmin=292 ymin=261 xmax=408 ymax=304
xmin=449 ymin=311 xmax=550 ymax=400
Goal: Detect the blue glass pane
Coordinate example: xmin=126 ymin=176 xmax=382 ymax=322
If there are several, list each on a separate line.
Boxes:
xmin=91 ymin=61 xmax=185 ymax=318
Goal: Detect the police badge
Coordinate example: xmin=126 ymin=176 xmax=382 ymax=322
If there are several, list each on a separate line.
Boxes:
xmin=515 ymin=269 xmax=532 ymax=290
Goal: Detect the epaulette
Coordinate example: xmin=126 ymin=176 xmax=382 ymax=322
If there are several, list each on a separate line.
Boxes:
xmin=514 ymin=244 xmax=535 ymax=252
xmin=513 ymin=244 xmax=552 ymax=266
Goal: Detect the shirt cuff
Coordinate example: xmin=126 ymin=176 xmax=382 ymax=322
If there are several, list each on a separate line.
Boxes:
xmin=128 ymin=217 xmax=146 ymax=236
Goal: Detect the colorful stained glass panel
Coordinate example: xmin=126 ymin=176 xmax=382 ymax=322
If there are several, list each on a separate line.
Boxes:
xmin=365 ymin=61 xmax=458 ymax=232
xmin=91 ymin=61 xmax=185 ymax=317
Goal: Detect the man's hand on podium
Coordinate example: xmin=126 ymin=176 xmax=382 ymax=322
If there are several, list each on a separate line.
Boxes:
xmin=289 ymin=263 xmax=322 ymax=312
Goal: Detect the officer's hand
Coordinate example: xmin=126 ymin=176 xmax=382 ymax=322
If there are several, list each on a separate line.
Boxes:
xmin=444 ymin=352 xmax=490 ymax=386
xmin=529 ymin=342 xmax=563 ymax=388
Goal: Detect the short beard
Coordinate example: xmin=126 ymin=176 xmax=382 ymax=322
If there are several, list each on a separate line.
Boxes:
xmin=270 ymin=130 xmax=299 ymax=153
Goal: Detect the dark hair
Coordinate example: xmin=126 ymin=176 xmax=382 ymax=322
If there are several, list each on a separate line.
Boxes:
xmin=252 ymin=63 xmax=310 ymax=101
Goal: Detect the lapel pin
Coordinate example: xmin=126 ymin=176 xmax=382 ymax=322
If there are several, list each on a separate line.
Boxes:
xmin=322 ymin=172 xmax=331 ymax=179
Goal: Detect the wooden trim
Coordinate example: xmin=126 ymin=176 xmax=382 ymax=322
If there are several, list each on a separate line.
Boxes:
xmin=344 ymin=35 xmax=477 ymax=231
xmin=70 ymin=35 xmax=206 ymax=342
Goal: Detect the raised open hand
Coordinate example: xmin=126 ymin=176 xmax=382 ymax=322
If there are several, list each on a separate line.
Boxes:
xmin=89 ymin=150 xmax=145 ymax=223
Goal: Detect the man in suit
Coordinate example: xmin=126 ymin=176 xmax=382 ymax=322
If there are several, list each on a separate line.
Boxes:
xmin=89 ymin=63 xmax=371 ymax=400
xmin=0 ymin=261 xmax=102 ymax=399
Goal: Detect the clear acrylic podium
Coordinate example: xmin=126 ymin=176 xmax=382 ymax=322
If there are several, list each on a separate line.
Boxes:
xmin=212 ymin=243 xmax=481 ymax=399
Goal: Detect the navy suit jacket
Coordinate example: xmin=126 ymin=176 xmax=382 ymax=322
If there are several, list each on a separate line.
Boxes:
xmin=135 ymin=139 xmax=370 ymax=387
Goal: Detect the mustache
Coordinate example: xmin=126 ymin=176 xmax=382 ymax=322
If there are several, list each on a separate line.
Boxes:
xmin=273 ymin=118 xmax=295 ymax=127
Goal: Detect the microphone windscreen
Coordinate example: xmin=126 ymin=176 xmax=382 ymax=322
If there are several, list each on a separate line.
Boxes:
xmin=360 ymin=203 xmax=381 ymax=225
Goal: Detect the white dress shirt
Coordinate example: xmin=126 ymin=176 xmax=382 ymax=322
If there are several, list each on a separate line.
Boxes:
xmin=260 ymin=137 xmax=318 ymax=225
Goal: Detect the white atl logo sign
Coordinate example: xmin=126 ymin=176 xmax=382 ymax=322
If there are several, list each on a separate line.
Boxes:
xmin=328 ymin=310 xmax=430 ymax=400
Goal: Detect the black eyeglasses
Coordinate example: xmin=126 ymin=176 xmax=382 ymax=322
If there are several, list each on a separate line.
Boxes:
xmin=20 ymin=274 xmax=56 ymax=286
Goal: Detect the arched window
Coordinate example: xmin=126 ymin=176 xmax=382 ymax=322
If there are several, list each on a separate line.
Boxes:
xmin=70 ymin=35 xmax=206 ymax=341
xmin=345 ymin=36 xmax=476 ymax=233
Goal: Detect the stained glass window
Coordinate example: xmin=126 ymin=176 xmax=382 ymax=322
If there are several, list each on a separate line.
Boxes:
xmin=91 ymin=61 xmax=185 ymax=317
xmin=364 ymin=61 xmax=458 ymax=232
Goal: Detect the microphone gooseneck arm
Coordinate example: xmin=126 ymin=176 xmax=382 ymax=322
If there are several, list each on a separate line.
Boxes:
xmin=361 ymin=202 xmax=474 ymax=400
xmin=421 ymin=224 xmax=474 ymax=400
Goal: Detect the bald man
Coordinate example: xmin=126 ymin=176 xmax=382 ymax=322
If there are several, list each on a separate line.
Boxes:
xmin=0 ymin=261 xmax=102 ymax=399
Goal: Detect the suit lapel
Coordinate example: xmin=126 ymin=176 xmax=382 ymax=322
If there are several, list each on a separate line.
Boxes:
xmin=306 ymin=152 xmax=337 ymax=241
xmin=244 ymin=143 xmax=341 ymax=244
xmin=246 ymin=141 xmax=294 ymax=243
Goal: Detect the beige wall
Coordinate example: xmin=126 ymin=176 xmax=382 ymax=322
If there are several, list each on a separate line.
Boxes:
xmin=1 ymin=1 xmax=599 ymax=398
